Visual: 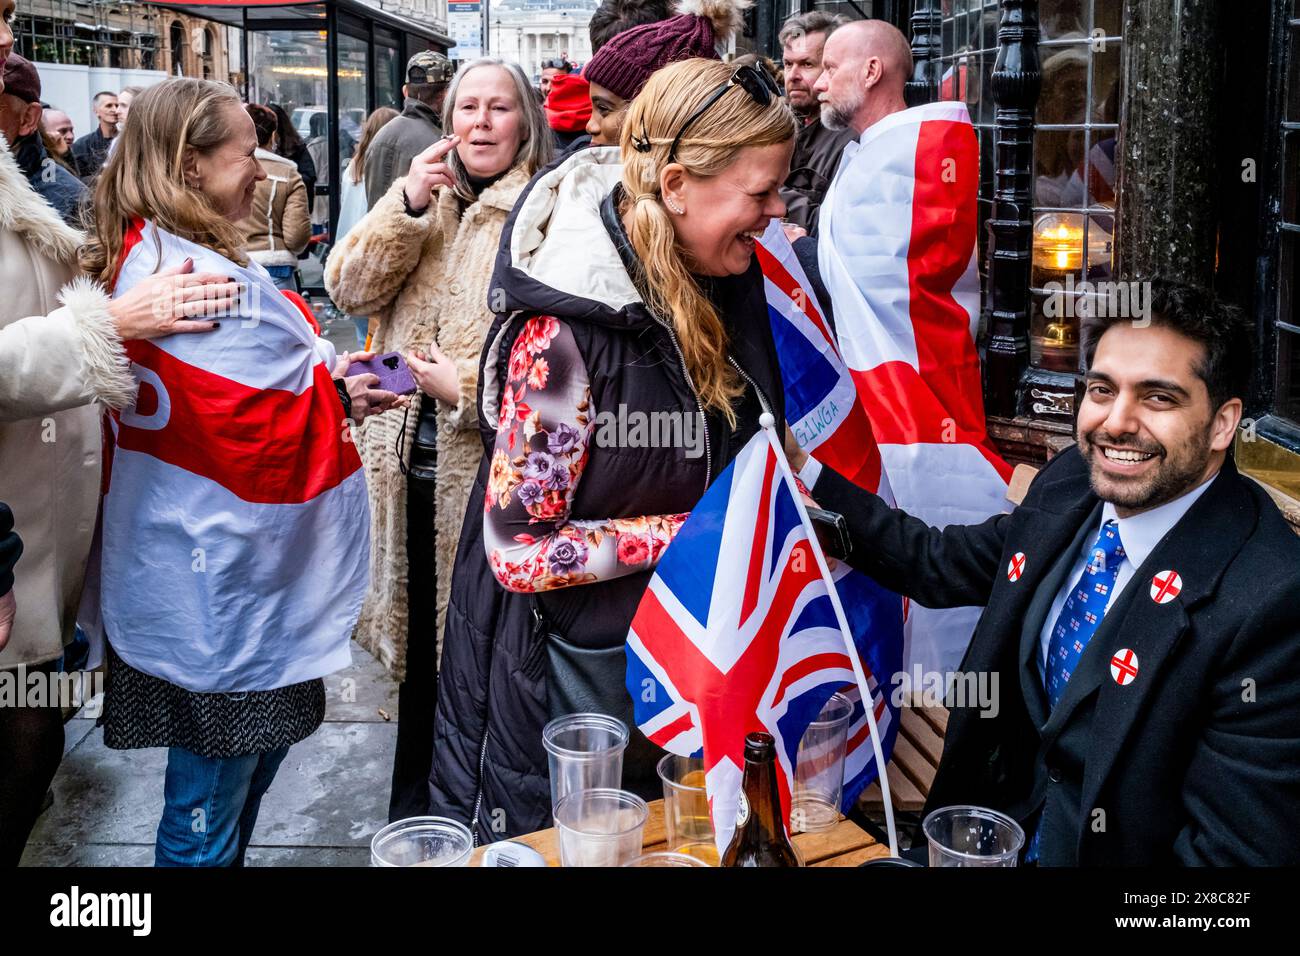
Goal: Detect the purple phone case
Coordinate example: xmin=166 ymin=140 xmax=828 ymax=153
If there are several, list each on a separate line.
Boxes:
xmin=345 ymin=351 xmax=418 ymax=395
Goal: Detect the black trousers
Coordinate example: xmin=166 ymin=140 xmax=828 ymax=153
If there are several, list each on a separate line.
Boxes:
xmin=0 ymin=659 xmax=64 ymax=865
xmin=387 ymin=473 xmax=439 ymax=821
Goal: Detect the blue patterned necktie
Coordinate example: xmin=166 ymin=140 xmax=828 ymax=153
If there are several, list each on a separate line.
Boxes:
xmin=1043 ymin=519 xmax=1126 ymax=710
xmin=1027 ymin=519 xmax=1126 ymax=862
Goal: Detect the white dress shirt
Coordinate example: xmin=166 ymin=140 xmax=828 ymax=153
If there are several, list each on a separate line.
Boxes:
xmin=797 ymin=456 xmax=824 ymax=490
xmin=1036 ymin=473 xmax=1218 ymax=668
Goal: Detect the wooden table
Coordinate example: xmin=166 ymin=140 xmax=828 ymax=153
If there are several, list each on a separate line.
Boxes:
xmin=468 ymin=799 xmax=891 ymax=867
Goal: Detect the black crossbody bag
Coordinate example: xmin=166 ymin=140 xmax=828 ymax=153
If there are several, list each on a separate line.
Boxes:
xmin=396 ymin=395 xmax=440 ymax=482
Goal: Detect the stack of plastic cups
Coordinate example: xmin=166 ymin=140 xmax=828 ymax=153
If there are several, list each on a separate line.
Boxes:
xmin=544 ymin=713 xmax=647 ymax=867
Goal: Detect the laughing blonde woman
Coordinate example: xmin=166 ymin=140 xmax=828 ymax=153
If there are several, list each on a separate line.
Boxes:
xmin=431 ymin=57 xmax=796 ymax=840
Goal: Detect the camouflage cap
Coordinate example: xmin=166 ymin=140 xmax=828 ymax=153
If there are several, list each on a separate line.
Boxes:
xmin=406 ymin=51 xmax=454 ymax=85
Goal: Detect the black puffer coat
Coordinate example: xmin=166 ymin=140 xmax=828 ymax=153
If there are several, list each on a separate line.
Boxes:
xmin=428 ymin=147 xmax=787 ymax=842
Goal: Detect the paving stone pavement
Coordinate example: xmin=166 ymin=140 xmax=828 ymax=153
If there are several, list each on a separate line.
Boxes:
xmin=20 ymin=641 xmax=399 ymax=867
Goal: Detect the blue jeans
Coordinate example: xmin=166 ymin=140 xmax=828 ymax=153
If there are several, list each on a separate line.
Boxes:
xmin=155 ymin=745 xmax=290 ymax=867
xmin=264 ymin=264 xmax=297 ymax=292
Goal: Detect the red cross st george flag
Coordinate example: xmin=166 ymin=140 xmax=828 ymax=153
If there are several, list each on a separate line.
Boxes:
xmin=79 ymin=219 xmax=368 ymax=693
xmin=818 ymin=101 xmax=1013 ymax=672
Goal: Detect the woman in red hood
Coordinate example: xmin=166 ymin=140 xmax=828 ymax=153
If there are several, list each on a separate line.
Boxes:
xmin=545 ymin=72 xmax=593 ymax=152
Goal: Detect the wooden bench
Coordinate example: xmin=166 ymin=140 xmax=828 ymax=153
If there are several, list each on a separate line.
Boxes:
xmin=857 ymin=695 xmax=948 ymax=814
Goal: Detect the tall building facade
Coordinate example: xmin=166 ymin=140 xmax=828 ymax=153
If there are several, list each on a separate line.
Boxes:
xmin=489 ymin=0 xmax=595 ymax=79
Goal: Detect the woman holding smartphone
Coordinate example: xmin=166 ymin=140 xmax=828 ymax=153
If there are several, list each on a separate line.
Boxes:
xmin=325 ymin=57 xmax=553 ymax=819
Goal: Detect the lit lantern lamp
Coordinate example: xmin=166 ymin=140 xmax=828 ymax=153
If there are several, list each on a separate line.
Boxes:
xmin=1033 ymin=213 xmax=1085 ymax=372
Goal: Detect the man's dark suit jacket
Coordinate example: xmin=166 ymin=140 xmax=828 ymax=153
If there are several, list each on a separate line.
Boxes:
xmin=811 ymin=446 xmax=1300 ymax=865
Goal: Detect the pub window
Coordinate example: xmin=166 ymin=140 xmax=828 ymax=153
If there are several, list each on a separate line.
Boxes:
xmin=1028 ymin=0 xmax=1122 ymax=387
xmin=931 ymin=0 xmax=1121 ymax=424
xmin=933 ymin=1 xmax=998 ymax=325
xmin=1275 ymin=0 xmax=1300 ymax=425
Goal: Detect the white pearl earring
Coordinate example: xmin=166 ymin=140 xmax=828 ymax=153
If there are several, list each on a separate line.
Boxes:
xmin=664 ymin=197 xmax=684 ymax=215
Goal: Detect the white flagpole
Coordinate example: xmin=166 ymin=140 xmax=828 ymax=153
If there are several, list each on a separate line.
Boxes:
xmin=759 ymin=414 xmax=900 ymax=859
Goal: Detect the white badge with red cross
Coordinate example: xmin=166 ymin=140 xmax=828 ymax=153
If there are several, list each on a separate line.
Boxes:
xmin=1110 ymin=648 xmax=1140 ymax=686
xmin=1006 ymin=552 xmax=1026 ymax=583
xmin=1150 ymin=569 xmax=1183 ymax=604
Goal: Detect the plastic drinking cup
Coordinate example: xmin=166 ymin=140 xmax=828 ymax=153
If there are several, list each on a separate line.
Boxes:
xmin=922 ymin=805 xmax=1025 ymax=867
xmin=792 ymin=692 xmax=853 ymax=832
xmin=656 ymin=753 xmax=719 ymax=865
xmin=542 ymin=713 xmax=629 ymax=817
xmin=623 ymin=851 xmax=710 ymax=867
xmin=370 ymin=816 xmax=474 ymax=867
xmin=554 ymin=788 xmax=648 ymax=867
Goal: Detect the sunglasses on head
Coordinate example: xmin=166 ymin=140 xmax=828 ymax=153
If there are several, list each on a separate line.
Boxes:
xmin=643 ymin=64 xmax=782 ymax=164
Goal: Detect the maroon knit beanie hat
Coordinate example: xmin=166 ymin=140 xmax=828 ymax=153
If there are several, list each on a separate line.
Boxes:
xmin=582 ymin=0 xmax=749 ymax=102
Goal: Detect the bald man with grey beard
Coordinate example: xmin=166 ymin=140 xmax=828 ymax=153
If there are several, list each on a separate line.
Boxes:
xmin=786 ymin=20 xmax=913 ymax=331
xmin=813 ymin=19 xmax=912 ymax=137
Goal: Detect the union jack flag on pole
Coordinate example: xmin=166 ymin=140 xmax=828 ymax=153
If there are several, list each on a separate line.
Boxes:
xmin=626 ymin=421 xmax=902 ymax=856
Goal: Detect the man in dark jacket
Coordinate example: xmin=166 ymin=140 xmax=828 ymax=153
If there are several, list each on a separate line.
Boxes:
xmin=788 ymin=281 xmax=1300 ymax=865
xmin=778 ymin=11 xmax=854 ymax=234
xmin=1 ymin=56 xmax=86 ymax=225
xmin=0 ymin=502 xmax=19 ymax=653
xmin=363 ymin=51 xmax=453 ymax=209
xmin=71 ymin=90 xmax=117 ymax=180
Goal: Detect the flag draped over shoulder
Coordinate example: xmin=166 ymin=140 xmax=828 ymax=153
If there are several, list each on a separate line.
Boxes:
xmin=82 ymin=219 xmax=368 ymax=693
xmin=626 ymin=431 xmax=902 ymax=853
xmin=818 ymin=101 xmax=1012 ymax=672
xmin=756 ymin=220 xmax=906 ymax=805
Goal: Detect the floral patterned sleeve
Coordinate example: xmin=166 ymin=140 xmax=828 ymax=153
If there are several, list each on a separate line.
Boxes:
xmin=484 ymin=315 xmax=688 ymax=593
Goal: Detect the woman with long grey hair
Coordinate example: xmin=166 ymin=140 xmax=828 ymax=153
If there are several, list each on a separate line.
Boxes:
xmin=325 ymin=57 xmax=553 ymax=819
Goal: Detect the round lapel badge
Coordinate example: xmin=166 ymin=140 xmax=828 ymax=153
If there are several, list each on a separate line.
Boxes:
xmin=1150 ymin=570 xmax=1183 ymax=605
xmin=1006 ymin=552 xmax=1026 ymax=583
xmin=1110 ymin=648 xmax=1139 ymax=686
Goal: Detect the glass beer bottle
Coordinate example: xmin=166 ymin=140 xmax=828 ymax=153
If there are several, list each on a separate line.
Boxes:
xmin=721 ymin=732 xmax=803 ymax=867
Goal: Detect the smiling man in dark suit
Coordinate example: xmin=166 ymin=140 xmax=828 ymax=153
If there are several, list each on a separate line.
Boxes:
xmin=788 ymin=279 xmax=1300 ymax=865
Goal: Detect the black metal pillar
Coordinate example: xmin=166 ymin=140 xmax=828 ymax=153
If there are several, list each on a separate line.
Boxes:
xmin=366 ymin=21 xmax=376 ymax=115
xmin=980 ymin=0 xmax=1041 ymax=419
xmin=754 ymin=0 xmax=777 ymax=59
xmin=326 ymin=4 xmax=340 ymax=241
xmin=1115 ymin=0 xmax=1224 ymax=287
xmin=240 ymin=9 xmax=250 ymax=100
xmin=904 ymin=0 xmax=942 ymax=107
